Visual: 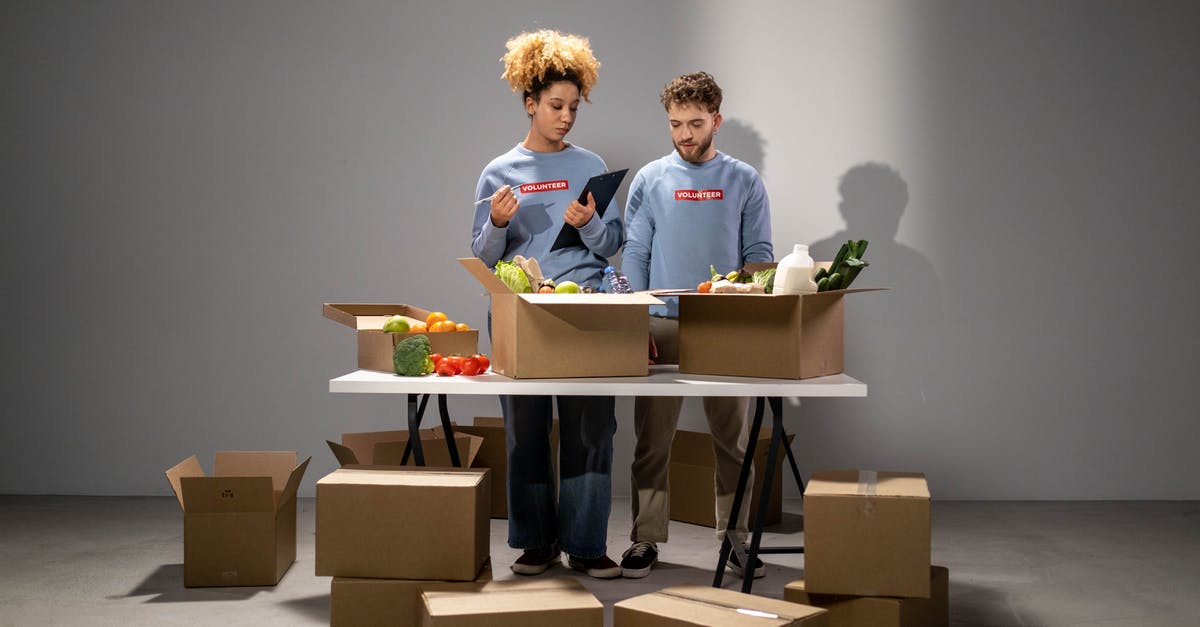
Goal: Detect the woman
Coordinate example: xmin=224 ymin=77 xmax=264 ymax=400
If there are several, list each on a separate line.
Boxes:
xmin=470 ymin=30 xmax=623 ymax=579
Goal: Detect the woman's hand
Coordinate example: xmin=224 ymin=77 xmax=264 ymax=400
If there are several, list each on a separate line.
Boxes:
xmin=490 ymin=185 xmax=519 ymax=227
xmin=563 ymin=191 xmax=595 ymax=228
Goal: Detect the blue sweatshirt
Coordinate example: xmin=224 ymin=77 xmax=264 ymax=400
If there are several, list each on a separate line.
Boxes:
xmin=472 ymin=143 xmax=623 ymax=288
xmin=623 ymin=150 xmax=773 ymax=317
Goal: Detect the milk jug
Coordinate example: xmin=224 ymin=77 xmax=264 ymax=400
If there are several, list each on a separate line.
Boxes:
xmin=773 ymin=244 xmax=818 ymax=295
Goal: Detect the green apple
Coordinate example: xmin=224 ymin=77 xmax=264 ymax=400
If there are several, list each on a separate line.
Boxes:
xmin=382 ymin=315 xmax=410 ymax=333
xmin=554 ymin=280 xmax=581 ymax=294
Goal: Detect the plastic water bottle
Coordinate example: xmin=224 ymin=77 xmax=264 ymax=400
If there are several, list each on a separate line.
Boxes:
xmin=773 ymin=244 xmax=818 ymax=295
xmin=602 ymin=266 xmax=632 ymax=294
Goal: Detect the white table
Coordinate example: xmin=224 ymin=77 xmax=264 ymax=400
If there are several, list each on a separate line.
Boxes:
xmin=329 ymin=364 xmax=867 ymax=592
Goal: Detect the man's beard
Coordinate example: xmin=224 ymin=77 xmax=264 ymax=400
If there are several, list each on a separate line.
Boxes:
xmin=674 ymin=134 xmax=713 ymax=163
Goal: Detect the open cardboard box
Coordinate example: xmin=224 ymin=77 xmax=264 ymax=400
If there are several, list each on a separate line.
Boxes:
xmin=458 ymin=257 xmax=663 ymax=378
xmin=677 ymin=262 xmax=883 ymax=379
xmin=326 ymin=426 xmax=483 ymax=468
xmin=454 ymin=417 xmax=558 ymax=519
xmin=614 ymin=584 xmax=828 ymax=626
xmin=164 ymin=451 xmax=311 ymax=587
xmin=323 ymin=303 xmax=480 ymax=373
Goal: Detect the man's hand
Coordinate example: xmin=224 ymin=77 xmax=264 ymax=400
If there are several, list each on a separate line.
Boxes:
xmin=563 ymin=191 xmax=596 ymax=228
xmin=490 ymin=185 xmax=519 ymax=227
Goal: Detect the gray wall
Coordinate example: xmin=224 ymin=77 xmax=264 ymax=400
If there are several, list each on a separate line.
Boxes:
xmin=4 ymin=1 xmax=1198 ymax=499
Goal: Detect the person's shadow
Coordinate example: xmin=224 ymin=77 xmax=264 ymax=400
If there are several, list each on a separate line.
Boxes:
xmin=803 ymin=163 xmax=948 ymax=474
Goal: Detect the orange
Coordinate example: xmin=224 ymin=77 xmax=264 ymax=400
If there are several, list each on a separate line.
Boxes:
xmin=426 ymin=311 xmax=448 ymax=327
xmin=456 ymin=322 xmax=470 ymax=332
xmin=409 ymin=321 xmax=427 ymax=333
xmin=442 ymin=320 xmax=457 ymax=331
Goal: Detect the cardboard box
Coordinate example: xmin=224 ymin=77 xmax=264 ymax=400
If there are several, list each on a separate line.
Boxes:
xmin=458 ymin=257 xmax=662 ymax=378
xmin=422 ymin=577 xmax=603 ymax=627
xmin=803 ymin=470 xmax=931 ymax=598
xmin=326 ymin=427 xmax=483 ymax=468
xmin=783 ymin=566 xmax=949 ymax=627
xmin=454 ymin=416 xmax=560 ymax=519
xmin=164 ymin=451 xmax=310 ymax=587
xmin=677 ymin=263 xmax=881 ymax=379
xmin=669 ymin=428 xmax=795 ymax=528
xmin=330 ymin=560 xmax=493 ymax=627
xmin=315 ymin=467 xmax=490 ymax=580
xmin=323 ymin=303 xmax=480 ymax=373
xmin=614 ymin=584 xmax=828 ymax=626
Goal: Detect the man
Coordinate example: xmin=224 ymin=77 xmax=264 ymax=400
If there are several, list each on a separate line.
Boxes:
xmin=619 ymin=71 xmax=773 ymax=579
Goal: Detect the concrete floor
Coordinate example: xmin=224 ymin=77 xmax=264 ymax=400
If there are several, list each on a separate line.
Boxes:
xmin=0 ymin=497 xmax=1197 ymax=626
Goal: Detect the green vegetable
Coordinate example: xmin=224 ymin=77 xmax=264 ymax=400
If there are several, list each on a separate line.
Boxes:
xmin=816 ymin=276 xmax=830 ymax=292
xmin=495 ymin=259 xmax=532 ymax=293
xmin=752 ymin=268 xmax=776 ymax=294
xmin=826 ymin=272 xmax=843 ymax=291
xmin=814 ymin=266 xmax=829 ymax=282
xmin=393 ymin=334 xmax=433 ymax=377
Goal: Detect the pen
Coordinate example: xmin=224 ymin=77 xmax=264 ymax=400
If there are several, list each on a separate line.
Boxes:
xmin=474 ymin=185 xmax=523 ymax=205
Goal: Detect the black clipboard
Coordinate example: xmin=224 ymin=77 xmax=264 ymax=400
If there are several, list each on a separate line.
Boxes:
xmin=550 ymin=168 xmax=629 ymax=251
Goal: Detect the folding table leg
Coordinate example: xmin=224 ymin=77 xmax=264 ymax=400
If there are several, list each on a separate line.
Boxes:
xmin=437 ymin=394 xmax=461 ymax=467
xmin=713 ymin=396 xmax=766 ymax=588
xmin=742 ymin=397 xmax=785 ymax=592
xmin=401 ymin=393 xmax=431 ymax=466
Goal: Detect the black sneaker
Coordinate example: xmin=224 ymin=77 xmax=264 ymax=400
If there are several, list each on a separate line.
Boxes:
xmin=567 ymin=554 xmax=622 ymax=579
xmin=728 ymin=550 xmax=765 ymax=579
xmin=511 ymin=545 xmax=559 ymax=575
xmin=620 ymin=541 xmax=658 ymax=578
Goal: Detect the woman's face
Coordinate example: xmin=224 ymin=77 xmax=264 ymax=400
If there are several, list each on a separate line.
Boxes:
xmin=524 ymin=81 xmax=580 ymax=151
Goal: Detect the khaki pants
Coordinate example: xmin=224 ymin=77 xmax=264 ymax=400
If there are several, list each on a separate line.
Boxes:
xmin=630 ymin=316 xmax=753 ymax=543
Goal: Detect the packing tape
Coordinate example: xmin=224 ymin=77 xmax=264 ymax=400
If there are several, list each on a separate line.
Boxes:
xmin=857 ymin=470 xmax=878 ymax=496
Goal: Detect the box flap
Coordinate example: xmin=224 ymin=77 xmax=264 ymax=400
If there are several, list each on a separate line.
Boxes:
xmin=277 ymin=456 xmax=310 ymax=507
xmin=323 ymin=303 xmax=434 ymax=330
xmin=806 ymin=469 xmax=929 ymax=499
xmin=459 ymin=257 xmax=514 ymax=295
xmin=373 ymin=432 xmax=483 ymax=468
xmin=213 ymin=451 xmax=298 ymax=491
xmin=181 ymin=475 xmax=276 ymax=512
xmin=424 ymin=578 xmax=600 ymax=617
xmin=340 ymin=430 xmax=412 ymax=465
xmin=326 ymin=440 xmax=360 ymax=466
xmin=473 ymin=416 xmax=503 ymax=428
xmin=164 ymin=455 xmax=204 ymax=511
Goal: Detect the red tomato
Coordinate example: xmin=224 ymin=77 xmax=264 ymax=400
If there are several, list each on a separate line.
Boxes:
xmin=460 ymin=357 xmax=482 ymax=376
xmin=430 ymin=353 xmax=444 ymax=366
xmin=471 ymin=353 xmax=490 ymax=371
xmin=447 ymin=354 xmax=464 ymax=370
xmin=435 ymin=361 xmax=458 ymax=377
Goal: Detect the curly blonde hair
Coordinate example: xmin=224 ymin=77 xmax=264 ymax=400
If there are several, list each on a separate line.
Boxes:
xmin=501 ymin=30 xmax=600 ymax=102
xmin=660 ymin=71 xmax=723 ymax=113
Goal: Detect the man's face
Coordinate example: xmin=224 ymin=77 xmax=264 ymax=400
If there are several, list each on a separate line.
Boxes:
xmin=667 ymin=102 xmax=721 ymax=163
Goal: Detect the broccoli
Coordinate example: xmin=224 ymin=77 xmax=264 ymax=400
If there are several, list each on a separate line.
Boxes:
xmin=393 ymin=334 xmax=434 ymax=376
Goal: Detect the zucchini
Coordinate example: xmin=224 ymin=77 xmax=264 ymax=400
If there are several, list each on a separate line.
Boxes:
xmin=816 ymin=276 xmax=830 ymax=292
xmin=827 ymin=272 xmax=843 ymax=290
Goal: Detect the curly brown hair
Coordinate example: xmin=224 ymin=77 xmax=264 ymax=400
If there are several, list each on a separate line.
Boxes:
xmin=501 ymin=30 xmax=600 ymax=102
xmin=660 ymin=71 xmax=723 ymax=113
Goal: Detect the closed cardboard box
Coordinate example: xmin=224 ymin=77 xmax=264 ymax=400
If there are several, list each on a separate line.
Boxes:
xmin=164 ymin=451 xmax=310 ymax=587
xmin=326 ymin=427 xmax=483 ymax=469
xmin=458 ymin=257 xmax=662 ymax=378
xmin=670 ymin=428 xmax=795 ymax=528
xmin=614 ymin=584 xmax=828 ymax=626
xmin=803 ymin=470 xmax=931 ymax=598
xmin=315 ymin=467 xmax=490 ymax=581
xmin=330 ymin=561 xmax=493 ymax=627
xmin=323 ymin=303 xmax=479 ymax=373
xmin=421 ymin=577 xmax=603 ymax=627
xmin=783 ymin=566 xmax=949 ymax=627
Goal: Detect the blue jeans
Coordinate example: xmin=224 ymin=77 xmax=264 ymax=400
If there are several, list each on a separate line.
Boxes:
xmin=502 ymin=394 xmax=616 ymax=559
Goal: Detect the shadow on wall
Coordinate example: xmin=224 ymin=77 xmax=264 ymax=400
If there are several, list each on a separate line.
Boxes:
xmin=717 ymin=118 xmax=767 ymax=175
xmin=803 ymin=163 xmax=948 ymax=473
